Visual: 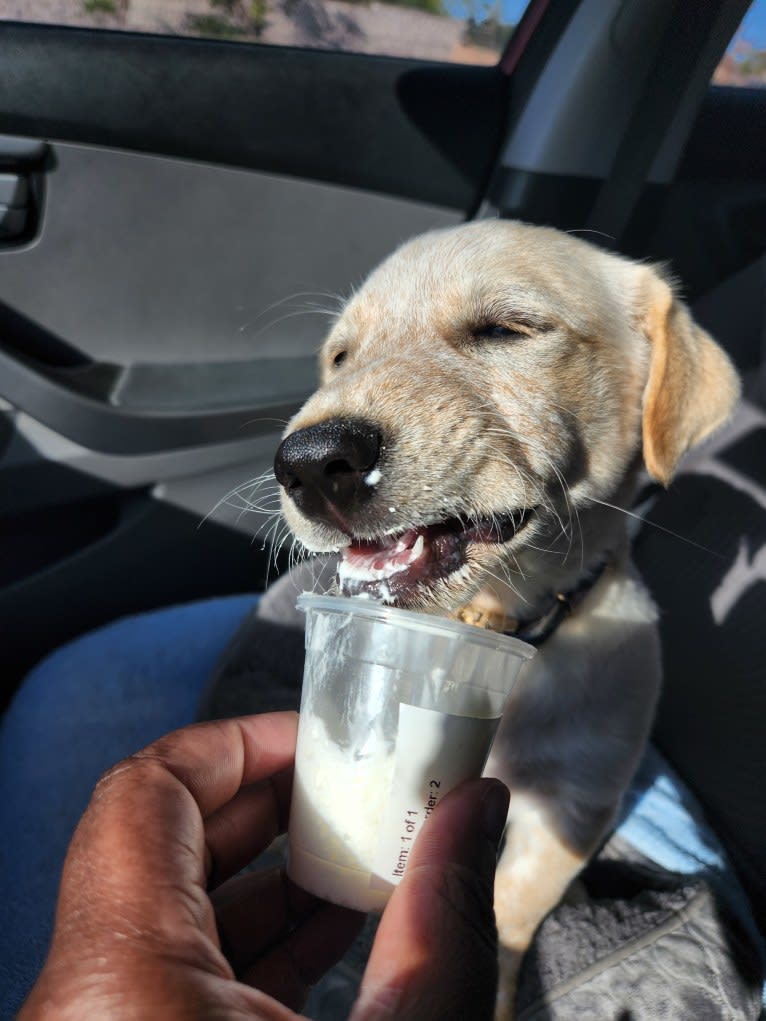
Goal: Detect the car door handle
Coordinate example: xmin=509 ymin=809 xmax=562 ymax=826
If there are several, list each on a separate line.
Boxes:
xmin=0 ymin=134 xmax=48 ymax=243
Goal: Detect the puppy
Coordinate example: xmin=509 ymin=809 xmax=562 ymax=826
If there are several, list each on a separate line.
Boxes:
xmin=273 ymin=220 xmax=740 ymax=1014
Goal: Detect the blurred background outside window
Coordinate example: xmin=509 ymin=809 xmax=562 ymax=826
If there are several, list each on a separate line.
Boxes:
xmin=713 ymin=0 xmax=766 ymax=86
xmin=0 ymin=0 xmax=763 ymax=79
xmin=0 ymin=0 xmax=529 ymax=64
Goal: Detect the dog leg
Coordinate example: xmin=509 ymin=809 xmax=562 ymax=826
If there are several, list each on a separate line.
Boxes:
xmin=492 ymin=793 xmax=611 ymax=1020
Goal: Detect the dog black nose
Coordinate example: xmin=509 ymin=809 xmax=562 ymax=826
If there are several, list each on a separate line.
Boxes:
xmin=274 ymin=418 xmax=381 ymax=523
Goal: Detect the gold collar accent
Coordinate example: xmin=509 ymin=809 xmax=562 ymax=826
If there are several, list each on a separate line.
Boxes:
xmin=454 ymin=604 xmax=524 ymax=633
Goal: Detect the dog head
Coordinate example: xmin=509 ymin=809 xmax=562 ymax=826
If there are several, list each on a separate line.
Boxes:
xmin=274 ymin=221 xmax=739 ymax=614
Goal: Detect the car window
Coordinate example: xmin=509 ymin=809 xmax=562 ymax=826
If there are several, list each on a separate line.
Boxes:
xmin=0 ymin=0 xmax=532 ymax=65
xmin=713 ymin=0 xmax=766 ymax=87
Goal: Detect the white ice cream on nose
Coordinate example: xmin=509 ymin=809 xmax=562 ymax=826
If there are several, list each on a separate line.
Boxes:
xmin=365 ymin=468 xmax=382 ymax=486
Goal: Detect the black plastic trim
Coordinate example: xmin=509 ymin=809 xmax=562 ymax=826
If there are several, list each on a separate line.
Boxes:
xmin=679 ymin=84 xmax=766 ymax=182
xmin=0 ymin=345 xmax=311 ymax=454
xmin=492 ymin=167 xmax=602 ymax=230
xmin=0 ymin=22 xmax=509 ymax=210
xmin=0 ymin=135 xmax=49 ymax=250
xmin=0 ymin=293 xmax=317 ymax=453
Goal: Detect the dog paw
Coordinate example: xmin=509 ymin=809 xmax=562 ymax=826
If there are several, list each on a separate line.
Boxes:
xmin=494 ymin=945 xmax=522 ymax=1021
xmin=561 ymin=876 xmax=588 ymax=906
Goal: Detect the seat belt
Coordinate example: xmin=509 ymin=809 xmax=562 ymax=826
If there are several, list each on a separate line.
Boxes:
xmin=586 ymin=0 xmax=746 ymax=249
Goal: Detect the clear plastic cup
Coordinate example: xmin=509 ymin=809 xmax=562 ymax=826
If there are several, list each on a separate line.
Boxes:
xmin=287 ymin=593 xmax=535 ymax=913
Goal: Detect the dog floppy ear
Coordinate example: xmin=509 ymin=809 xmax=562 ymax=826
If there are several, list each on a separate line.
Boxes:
xmin=635 ymin=266 xmax=740 ymax=486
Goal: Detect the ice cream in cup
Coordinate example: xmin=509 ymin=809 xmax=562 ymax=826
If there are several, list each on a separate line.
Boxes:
xmin=286 ymin=593 xmax=536 ymax=913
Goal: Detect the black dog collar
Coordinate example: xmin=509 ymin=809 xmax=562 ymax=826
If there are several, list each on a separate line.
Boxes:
xmin=455 ymin=559 xmax=611 ymax=647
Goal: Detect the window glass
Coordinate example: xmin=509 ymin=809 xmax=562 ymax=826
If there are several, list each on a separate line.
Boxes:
xmin=713 ymin=0 xmax=766 ymax=87
xmin=0 ymin=0 xmax=531 ymax=65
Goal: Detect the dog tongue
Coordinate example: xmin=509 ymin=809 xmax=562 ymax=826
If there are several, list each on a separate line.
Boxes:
xmin=336 ymin=510 xmax=534 ymax=603
xmin=337 ymin=521 xmax=471 ymax=602
xmin=341 ymin=528 xmax=426 ymax=580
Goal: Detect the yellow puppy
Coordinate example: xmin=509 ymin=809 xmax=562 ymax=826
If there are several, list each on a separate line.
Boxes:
xmin=274 ymin=220 xmax=740 ymax=1015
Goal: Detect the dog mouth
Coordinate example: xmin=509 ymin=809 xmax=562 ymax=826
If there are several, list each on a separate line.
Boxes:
xmin=337 ymin=508 xmax=535 ymax=604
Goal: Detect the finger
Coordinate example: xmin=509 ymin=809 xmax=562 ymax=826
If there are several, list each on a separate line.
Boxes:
xmin=129 ymin=711 xmax=299 ymax=818
xmin=214 ymin=868 xmax=363 ymax=1007
xmin=54 ymin=713 xmax=298 ymax=944
xmin=205 ymin=768 xmax=293 ymax=887
xmin=241 ymin=900 xmax=364 ymax=1012
xmin=349 ymin=777 xmax=508 ymax=1021
xmin=212 ymin=867 xmax=328 ymax=971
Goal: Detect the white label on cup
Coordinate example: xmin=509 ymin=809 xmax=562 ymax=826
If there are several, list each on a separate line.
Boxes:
xmin=371 ymin=704 xmax=500 ymax=887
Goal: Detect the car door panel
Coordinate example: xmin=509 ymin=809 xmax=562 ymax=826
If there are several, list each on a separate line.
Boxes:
xmin=0 ymin=22 xmax=492 ymax=698
xmin=4 ymin=0 xmax=760 ymax=702
xmin=0 ymin=23 xmax=508 ymax=208
xmin=0 ymin=142 xmax=460 ymax=367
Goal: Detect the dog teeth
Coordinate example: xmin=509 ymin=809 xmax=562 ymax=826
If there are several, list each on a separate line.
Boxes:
xmin=338 ymin=529 xmax=427 ymax=588
xmin=338 ymin=557 xmax=411 ymax=584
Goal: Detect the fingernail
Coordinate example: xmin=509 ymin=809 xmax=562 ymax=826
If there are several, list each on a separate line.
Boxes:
xmin=481 ymin=779 xmax=510 ymax=845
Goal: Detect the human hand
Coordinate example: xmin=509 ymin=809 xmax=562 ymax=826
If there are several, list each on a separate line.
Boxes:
xmin=20 ymin=712 xmax=507 ymax=1020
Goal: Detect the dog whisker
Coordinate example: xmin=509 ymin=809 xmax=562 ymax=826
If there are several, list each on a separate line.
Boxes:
xmin=479 ymin=563 xmax=528 ymax=606
xmin=261 ymin=515 xmax=287 ymax=588
xmin=237 ymin=290 xmax=346 ymax=334
xmin=537 ymin=451 xmax=580 ymax=568
xmin=273 ymin=523 xmax=293 ymax=566
xmin=199 ymin=473 xmax=276 ymax=528
xmin=237 ymin=417 xmax=291 ymax=432
xmin=245 ymin=307 xmax=342 ymax=342
xmin=509 ymin=549 xmax=528 ymax=583
xmin=587 ymin=497 xmax=725 ymax=559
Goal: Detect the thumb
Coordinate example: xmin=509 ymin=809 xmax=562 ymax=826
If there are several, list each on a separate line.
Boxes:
xmin=350 ymin=777 xmax=508 ymax=1021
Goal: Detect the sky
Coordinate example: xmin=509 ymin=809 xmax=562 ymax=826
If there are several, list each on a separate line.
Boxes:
xmin=442 ymin=0 xmax=526 ymax=26
xmin=443 ymin=0 xmax=766 ymax=52
xmin=737 ymin=1 xmax=766 ymax=50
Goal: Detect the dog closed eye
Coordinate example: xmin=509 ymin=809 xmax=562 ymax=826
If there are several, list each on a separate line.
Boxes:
xmin=472 ymin=323 xmax=527 ymax=341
